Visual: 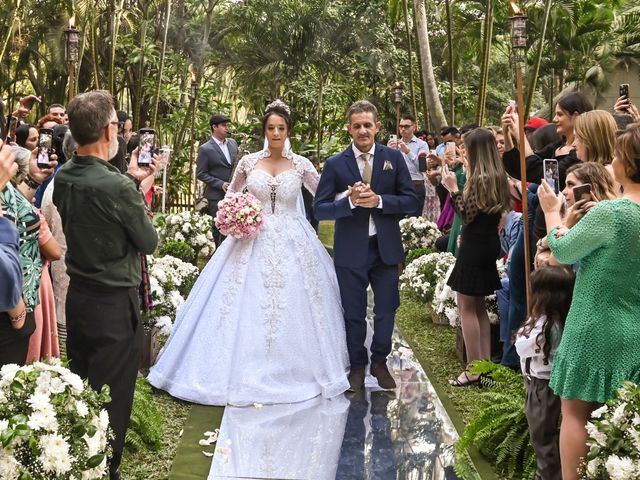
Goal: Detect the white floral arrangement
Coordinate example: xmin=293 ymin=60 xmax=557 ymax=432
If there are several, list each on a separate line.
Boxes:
xmin=432 ymin=260 xmax=506 ymax=327
xmin=0 ymin=360 xmax=112 ymax=479
xmin=147 ymin=255 xmax=199 ymax=335
xmin=582 ymin=381 xmax=640 ymax=479
xmin=399 ymin=216 xmax=440 ymax=253
xmin=155 ymin=211 xmax=216 ymax=259
xmin=400 ymin=252 xmax=456 ymax=304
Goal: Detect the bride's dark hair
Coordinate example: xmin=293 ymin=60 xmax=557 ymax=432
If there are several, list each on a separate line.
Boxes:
xmin=262 ymin=99 xmax=292 ymax=133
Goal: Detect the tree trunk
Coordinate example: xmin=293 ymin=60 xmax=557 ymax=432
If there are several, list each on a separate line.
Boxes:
xmin=152 ymin=0 xmax=172 ymax=128
xmin=525 ymin=0 xmax=553 ymax=120
xmin=445 ymin=0 xmax=454 ymax=125
xmin=476 ymin=0 xmax=493 ymax=126
xmin=133 ymin=1 xmax=149 ymax=130
xmin=402 ymin=0 xmax=417 ymax=119
xmin=412 ymin=0 xmax=447 ymax=130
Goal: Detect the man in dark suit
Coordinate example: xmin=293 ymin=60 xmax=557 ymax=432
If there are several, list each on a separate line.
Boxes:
xmin=196 ymin=114 xmax=238 ymax=246
xmin=314 ymin=100 xmax=417 ymax=392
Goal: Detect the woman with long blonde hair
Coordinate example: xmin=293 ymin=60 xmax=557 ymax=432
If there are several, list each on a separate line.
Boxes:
xmin=442 ymin=128 xmax=511 ymax=386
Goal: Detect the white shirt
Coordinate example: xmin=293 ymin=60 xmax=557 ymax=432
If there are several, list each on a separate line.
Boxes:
xmin=515 ymin=315 xmax=561 ymax=380
xmin=213 ymin=136 xmax=232 ymax=165
xmin=402 ymin=135 xmax=429 ymax=181
xmin=350 ymin=144 xmax=382 ymax=236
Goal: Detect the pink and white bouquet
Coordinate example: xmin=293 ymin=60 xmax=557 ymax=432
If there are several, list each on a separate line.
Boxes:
xmin=215 ymin=192 xmax=264 ymax=240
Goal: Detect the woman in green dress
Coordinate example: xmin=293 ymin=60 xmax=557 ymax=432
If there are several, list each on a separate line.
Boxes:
xmin=538 ymin=123 xmax=640 ymax=480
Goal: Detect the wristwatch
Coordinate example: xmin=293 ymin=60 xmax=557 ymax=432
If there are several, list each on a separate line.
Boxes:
xmin=23 ymin=175 xmax=41 ymax=190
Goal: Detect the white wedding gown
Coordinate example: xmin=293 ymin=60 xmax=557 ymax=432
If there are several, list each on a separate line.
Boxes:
xmin=148 ymin=149 xmax=350 ymax=405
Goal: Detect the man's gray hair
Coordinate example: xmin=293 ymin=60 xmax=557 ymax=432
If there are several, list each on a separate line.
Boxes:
xmin=10 ymin=146 xmax=30 ymax=183
xmin=67 ymin=90 xmax=115 ymax=146
xmin=347 ymin=100 xmax=378 ymax=123
xmin=62 ymin=130 xmax=77 ymax=159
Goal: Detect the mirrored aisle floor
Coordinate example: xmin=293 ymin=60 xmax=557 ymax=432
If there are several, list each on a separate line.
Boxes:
xmin=208 ymin=329 xmax=462 ymax=480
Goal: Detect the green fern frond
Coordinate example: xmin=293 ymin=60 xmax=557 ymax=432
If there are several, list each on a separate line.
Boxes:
xmin=125 ymin=378 xmax=163 ymax=452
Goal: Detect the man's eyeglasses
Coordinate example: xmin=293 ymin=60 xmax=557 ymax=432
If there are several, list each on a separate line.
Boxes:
xmin=399 ymin=124 xmax=413 ymax=129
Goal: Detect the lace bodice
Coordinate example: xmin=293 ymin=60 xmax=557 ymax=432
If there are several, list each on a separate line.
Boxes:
xmin=228 ymin=150 xmax=319 ymax=216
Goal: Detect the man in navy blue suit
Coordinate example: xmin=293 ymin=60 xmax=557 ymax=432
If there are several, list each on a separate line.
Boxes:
xmin=314 ymin=100 xmax=418 ymax=392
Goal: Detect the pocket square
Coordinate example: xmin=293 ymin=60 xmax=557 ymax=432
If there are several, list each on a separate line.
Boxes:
xmin=383 ymin=161 xmax=393 ymax=171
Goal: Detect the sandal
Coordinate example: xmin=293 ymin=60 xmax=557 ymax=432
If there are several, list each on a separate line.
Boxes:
xmin=449 ymin=370 xmax=483 ymax=388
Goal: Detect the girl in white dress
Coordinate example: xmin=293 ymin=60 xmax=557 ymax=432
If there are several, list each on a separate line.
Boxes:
xmin=148 ymin=101 xmax=350 ymax=405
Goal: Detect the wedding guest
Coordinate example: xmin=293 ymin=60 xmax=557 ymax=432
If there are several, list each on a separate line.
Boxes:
xmin=535 ymin=162 xmax=617 ymax=268
xmin=40 ymin=131 xmax=75 ymax=355
xmin=47 ymin=104 xmax=66 ymax=123
xmin=529 ymin=123 xmax=561 ymax=152
xmin=0 ymin=143 xmax=57 ymax=366
xmin=515 ymin=266 xmax=575 ymax=480
xmin=27 ymin=211 xmax=61 ymax=362
xmin=537 ymin=123 xmax=640 ymax=480
xmin=441 ymin=128 xmax=511 ymax=386
xmin=196 ymin=114 xmax=238 ymax=246
xmin=53 ymin=90 xmax=158 ymax=480
xmin=388 ymin=114 xmax=428 ymax=217
xmin=14 ymin=124 xmax=38 ymax=151
xmin=36 ymin=114 xmax=63 ymax=131
xmin=0 ymin=142 xmax=21 ymax=312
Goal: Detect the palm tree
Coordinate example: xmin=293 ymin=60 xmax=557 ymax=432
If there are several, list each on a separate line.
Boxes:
xmin=412 ymin=0 xmax=447 ymax=131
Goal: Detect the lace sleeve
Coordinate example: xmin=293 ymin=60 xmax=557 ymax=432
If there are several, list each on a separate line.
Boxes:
xmin=298 ymin=156 xmax=320 ymax=196
xmin=228 ymin=156 xmax=248 ymax=194
xmin=451 ymin=189 xmax=479 ymax=225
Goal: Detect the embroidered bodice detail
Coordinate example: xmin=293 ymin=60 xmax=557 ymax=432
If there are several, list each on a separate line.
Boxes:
xmin=228 ymin=150 xmax=319 ymax=217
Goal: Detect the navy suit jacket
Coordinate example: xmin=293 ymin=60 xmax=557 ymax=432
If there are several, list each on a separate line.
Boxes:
xmin=314 ymin=144 xmax=418 ymax=268
xmin=196 ymin=138 xmax=238 ymax=201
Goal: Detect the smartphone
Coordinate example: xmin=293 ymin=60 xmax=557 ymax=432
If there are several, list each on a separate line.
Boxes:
xmin=619 ymin=84 xmax=630 ymax=113
xmin=573 ymin=183 xmax=592 ymax=202
xmin=508 ymin=99 xmax=516 ymax=110
xmin=138 ymin=128 xmax=155 ymax=166
xmin=418 ymin=152 xmax=427 ymax=172
xmin=543 ymin=159 xmax=559 ymax=194
xmin=37 ymin=128 xmax=53 ymax=168
xmin=389 ymin=134 xmax=398 ymax=143
xmin=6 ymin=115 xmax=18 ymax=142
xmin=445 ymin=142 xmax=456 ymax=155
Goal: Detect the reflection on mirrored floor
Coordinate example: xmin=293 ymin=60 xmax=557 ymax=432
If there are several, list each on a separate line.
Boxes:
xmin=208 ymin=327 xmax=463 ymax=480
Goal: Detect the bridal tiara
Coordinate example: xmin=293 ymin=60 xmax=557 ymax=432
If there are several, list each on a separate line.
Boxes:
xmin=266 ymin=99 xmax=291 ymax=115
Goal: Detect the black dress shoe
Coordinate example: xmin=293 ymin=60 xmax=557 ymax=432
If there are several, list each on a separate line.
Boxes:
xmin=370 ymin=362 xmax=396 ymax=390
xmin=347 ymin=368 xmax=365 ymax=392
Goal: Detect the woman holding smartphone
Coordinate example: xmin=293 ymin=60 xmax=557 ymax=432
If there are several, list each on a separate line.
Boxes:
xmin=538 ymin=123 xmax=640 ymax=480
xmin=441 ymin=128 xmax=511 ymax=386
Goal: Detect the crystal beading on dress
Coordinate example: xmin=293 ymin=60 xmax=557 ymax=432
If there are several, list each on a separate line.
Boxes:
xmin=148 ymin=147 xmax=348 ymax=406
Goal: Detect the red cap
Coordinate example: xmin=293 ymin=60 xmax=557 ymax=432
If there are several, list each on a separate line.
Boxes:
xmin=525 ymin=117 xmax=548 ymax=130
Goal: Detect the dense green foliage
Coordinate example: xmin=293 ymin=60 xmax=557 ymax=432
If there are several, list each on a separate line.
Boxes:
xmin=125 ymin=378 xmax=164 ymax=453
xmin=2 ymin=0 xmax=639 ymax=199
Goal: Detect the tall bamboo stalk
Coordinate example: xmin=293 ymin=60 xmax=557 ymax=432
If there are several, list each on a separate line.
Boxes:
xmin=0 ymin=0 xmax=21 ymax=67
xmin=402 ymin=0 xmax=417 ymax=119
xmin=524 ymin=0 xmax=553 ymax=120
xmin=476 ymin=0 xmax=493 ymax=125
xmin=108 ymin=0 xmax=126 ymax=94
xmin=445 ymin=0 xmax=454 ymax=125
xmin=133 ymin=1 xmax=149 ymax=130
xmin=152 ymin=0 xmax=172 ymax=128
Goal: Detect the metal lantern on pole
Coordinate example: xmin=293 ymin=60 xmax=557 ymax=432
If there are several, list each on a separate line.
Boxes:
xmin=510 ymin=1 xmax=532 ymax=312
xmin=188 ymin=64 xmax=200 ymax=206
xmin=393 ymin=81 xmax=403 ymax=140
xmin=64 ymin=17 xmax=80 ymax=101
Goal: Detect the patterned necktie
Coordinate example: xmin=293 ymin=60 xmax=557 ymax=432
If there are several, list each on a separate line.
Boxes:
xmin=361 ymin=153 xmax=372 ymax=184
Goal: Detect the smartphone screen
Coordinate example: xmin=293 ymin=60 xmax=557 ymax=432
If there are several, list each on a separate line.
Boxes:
xmin=37 ymin=129 xmax=53 ymax=168
xmin=138 ymin=129 xmax=155 ymax=166
xmin=543 ymin=159 xmax=559 ymax=194
xmin=573 ymin=183 xmax=592 ymax=202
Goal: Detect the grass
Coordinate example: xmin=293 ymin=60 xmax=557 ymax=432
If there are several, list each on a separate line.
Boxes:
xmin=120 ymin=388 xmax=191 ymax=479
xmin=396 ymin=292 xmax=499 ymax=479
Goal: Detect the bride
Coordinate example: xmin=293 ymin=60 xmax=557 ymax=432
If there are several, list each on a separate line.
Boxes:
xmin=148 ymin=101 xmax=350 ymax=406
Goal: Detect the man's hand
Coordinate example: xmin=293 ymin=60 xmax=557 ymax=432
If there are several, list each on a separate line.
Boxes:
xmin=349 ymin=182 xmax=364 ymax=205
xmin=398 ymin=141 xmax=410 ymax=155
xmin=223 ymin=182 xmax=230 ymax=192
xmin=127 ymin=147 xmax=159 ymax=182
xmin=353 ymin=184 xmax=380 ymax=208
xmin=27 ymin=147 xmax=57 ymax=185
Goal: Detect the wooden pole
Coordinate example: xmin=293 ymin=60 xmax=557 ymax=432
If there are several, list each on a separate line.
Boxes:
xmin=188 ymin=90 xmax=197 ymax=208
xmin=515 ymin=64 xmax=531 ymax=313
xmin=68 ymin=62 xmax=76 ymax=101
xmin=395 ymin=102 xmax=401 ymax=140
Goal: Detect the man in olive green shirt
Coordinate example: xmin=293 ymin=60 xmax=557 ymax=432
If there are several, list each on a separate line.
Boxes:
xmin=53 ymin=90 xmax=158 ymax=480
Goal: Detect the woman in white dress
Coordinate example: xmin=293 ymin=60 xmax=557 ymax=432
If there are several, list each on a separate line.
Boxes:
xmin=148 ymin=101 xmax=350 ymax=405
